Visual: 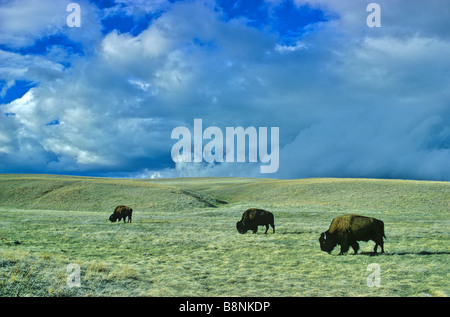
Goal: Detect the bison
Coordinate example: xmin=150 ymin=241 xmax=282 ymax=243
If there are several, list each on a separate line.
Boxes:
xmin=236 ymin=208 xmax=275 ymax=234
xmin=319 ymin=214 xmax=385 ymax=255
xmin=109 ymin=205 xmax=133 ymax=223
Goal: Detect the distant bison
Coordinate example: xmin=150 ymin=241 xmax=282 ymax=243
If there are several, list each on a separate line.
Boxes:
xmin=319 ymin=214 xmax=385 ymax=255
xmin=109 ymin=205 xmax=133 ymax=223
xmin=236 ymin=208 xmax=275 ymax=234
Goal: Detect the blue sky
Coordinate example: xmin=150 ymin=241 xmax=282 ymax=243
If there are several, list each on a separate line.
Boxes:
xmin=0 ymin=0 xmax=449 ymax=180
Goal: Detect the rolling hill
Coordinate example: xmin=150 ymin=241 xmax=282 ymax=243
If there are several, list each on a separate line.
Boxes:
xmin=0 ymin=174 xmax=448 ymax=297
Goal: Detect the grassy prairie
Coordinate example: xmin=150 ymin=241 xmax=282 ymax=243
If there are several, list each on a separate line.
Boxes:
xmin=0 ymin=174 xmax=448 ymax=297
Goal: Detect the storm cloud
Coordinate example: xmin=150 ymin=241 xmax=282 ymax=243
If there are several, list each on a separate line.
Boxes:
xmin=0 ymin=0 xmax=449 ymax=180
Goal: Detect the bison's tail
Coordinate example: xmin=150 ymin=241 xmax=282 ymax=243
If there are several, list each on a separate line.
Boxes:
xmin=377 ymin=219 xmax=386 ymax=240
xmin=382 ymin=223 xmax=386 ymax=240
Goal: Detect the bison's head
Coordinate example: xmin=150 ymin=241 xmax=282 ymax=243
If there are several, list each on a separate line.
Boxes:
xmin=236 ymin=221 xmax=247 ymax=234
xmin=319 ymin=231 xmax=336 ymax=254
xmin=109 ymin=214 xmax=117 ymax=222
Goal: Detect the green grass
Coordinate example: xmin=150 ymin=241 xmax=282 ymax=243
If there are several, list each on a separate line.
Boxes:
xmin=0 ymin=174 xmax=448 ymax=296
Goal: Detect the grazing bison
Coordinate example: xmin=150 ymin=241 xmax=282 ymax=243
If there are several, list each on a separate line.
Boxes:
xmin=319 ymin=214 xmax=385 ymax=255
xmin=236 ymin=208 xmax=275 ymax=234
xmin=109 ymin=205 xmax=133 ymax=223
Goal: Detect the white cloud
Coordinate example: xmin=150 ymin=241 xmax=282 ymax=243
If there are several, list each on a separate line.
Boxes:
xmin=0 ymin=49 xmax=64 ymax=82
xmin=0 ymin=0 xmax=102 ymax=52
xmin=293 ymin=0 xmax=450 ymax=39
xmin=103 ymin=0 xmax=170 ymax=18
xmin=1 ymin=0 xmax=449 ymax=180
xmin=0 ymin=0 xmax=65 ymax=48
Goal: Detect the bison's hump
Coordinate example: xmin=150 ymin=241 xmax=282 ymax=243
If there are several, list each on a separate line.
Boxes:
xmin=329 ymin=214 xmax=377 ymax=233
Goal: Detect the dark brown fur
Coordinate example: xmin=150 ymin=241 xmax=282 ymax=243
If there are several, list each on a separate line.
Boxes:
xmin=319 ymin=214 xmax=385 ymax=255
xmin=109 ymin=205 xmax=133 ymax=223
xmin=236 ymin=208 xmax=275 ymax=234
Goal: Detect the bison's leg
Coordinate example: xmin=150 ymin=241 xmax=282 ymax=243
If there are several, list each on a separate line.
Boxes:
xmin=339 ymin=245 xmax=349 ymax=255
xmin=338 ymin=233 xmax=349 ymax=255
xmin=339 ymin=240 xmax=350 ymax=255
xmin=374 ymin=238 xmax=384 ymax=254
xmin=271 ymin=222 xmax=275 ymax=233
xmin=252 ymin=226 xmax=258 ymax=234
xmin=350 ymin=241 xmax=359 ymax=254
xmin=264 ymin=224 xmax=269 ymax=234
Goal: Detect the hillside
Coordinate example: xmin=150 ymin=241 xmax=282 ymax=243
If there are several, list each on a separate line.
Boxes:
xmin=0 ymin=174 xmax=448 ymax=297
xmin=0 ymin=174 xmax=448 ymax=214
xmin=157 ymin=177 xmax=449 ymax=213
xmin=0 ymin=174 xmax=228 ymax=212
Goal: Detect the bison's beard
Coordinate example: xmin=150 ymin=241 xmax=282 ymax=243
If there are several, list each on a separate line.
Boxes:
xmin=109 ymin=215 xmax=117 ymax=222
xmin=319 ymin=232 xmax=336 ymax=254
xmin=236 ymin=221 xmax=247 ymax=234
